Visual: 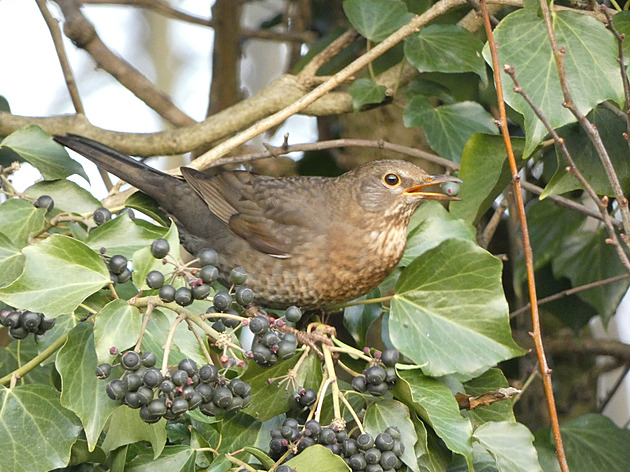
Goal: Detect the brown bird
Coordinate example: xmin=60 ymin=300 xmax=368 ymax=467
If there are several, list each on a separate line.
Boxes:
xmin=54 ymin=134 xmax=460 ymax=310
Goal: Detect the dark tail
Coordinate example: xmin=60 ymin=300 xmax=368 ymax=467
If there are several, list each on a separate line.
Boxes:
xmin=53 ymin=134 xmax=180 ymax=201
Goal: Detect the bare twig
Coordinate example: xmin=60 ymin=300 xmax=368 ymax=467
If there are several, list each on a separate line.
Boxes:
xmin=480 ymin=1 xmax=569 ymax=470
xmin=479 ymin=198 xmax=508 ymax=249
xmin=297 ymin=29 xmax=360 ymax=84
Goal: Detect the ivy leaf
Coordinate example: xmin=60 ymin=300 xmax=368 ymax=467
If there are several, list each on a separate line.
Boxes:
xmin=463 ymin=369 xmax=515 ymax=425
xmin=404 ymin=25 xmax=486 ymax=81
xmin=24 ymin=179 xmax=101 ymax=215
xmin=56 ymin=323 xmax=117 ymax=450
xmin=391 ymin=239 xmax=525 ymax=377
xmin=0 ymin=231 xmax=24 ymax=286
xmin=101 ymin=405 xmax=166 ymax=459
xmin=0 ymin=234 xmax=110 ymax=317
xmin=483 ymin=9 xmax=623 ymax=158
xmin=403 ymin=97 xmax=498 ymax=162
xmin=449 ymin=135 xmax=525 ymax=224
xmin=0 ymin=198 xmax=46 ymax=249
xmin=127 ymin=445 xmax=196 ymax=472
xmin=0 ymin=125 xmax=89 ymax=181
xmin=396 ymin=369 xmax=474 ymax=469
xmin=343 ymin=0 xmax=413 ymax=42
xmin=0 ymin=384 xmax=81 ymax=472
xmin=364 ymin=400 xmax=419 ymax=472
xmin=93 ymin=299 xmax=142 ymax=362
xmin=285 ymin=444 xmax=349 ymax=471
xmin=349 ymin=78 xmax=388 ymax=112
xmin=473 ymin=421 xmax=542 ymax=472
xmin=124 ymin=192 xmax=170 ymax=226
xmin=344 ymin=288 xmax=382 ymax=347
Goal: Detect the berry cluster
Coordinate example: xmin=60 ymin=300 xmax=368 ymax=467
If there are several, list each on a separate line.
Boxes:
xmin=291 ymin=387 xmax=317 ymax=408
xmin=248 ymin=315 xmax=298 ymax=367
xmin=0 ymin=308 xmax=56 ymax=339
xmin=269 ymin=419 xmax=405 ymax=471
xmin=352 ymin=349 xmax=399 ymax=396
xmin=106 ymin=253 xmax=132 ymax=284
xmin=97 ymin=351 xmax=251 ymax=423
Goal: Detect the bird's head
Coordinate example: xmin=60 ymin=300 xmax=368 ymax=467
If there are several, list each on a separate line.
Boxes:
xmin=343 ymin=160 xmax=461 ymax=216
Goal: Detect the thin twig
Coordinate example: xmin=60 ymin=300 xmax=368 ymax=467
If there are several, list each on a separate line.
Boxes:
xmin=480 ymin=2 xmax=569 ymax=470
xmin=134 ymin=302 xmax=155 ymax=351
xmin=298 ymin=29 xmax=359 ymax=84
xmin=161 ymin=313 xmax=186 ymax=375
xmin=598 ymin=363 xmax=630 ymax=413
xmin=479 ymin=198 xmax=508 ymax=249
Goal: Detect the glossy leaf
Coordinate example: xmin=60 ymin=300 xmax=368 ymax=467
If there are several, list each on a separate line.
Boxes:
xmin=391 ymin=239 xmax=525 ymax=376
xmin=349 ymin=78 xmax=387 ymax=112
xmin=396 ymin=369 xmax=473 ymax=469
xmin=483 ymin=9 xmax=623 ymax=157
xmin=0 ymin=234 xmax=110 ymax=316
xmin=343 ymin=0 xmax=413 ymax=42
xmin=0 ymin=231 xmax=24 ymax=285
xmin=0 ymin=335 xmax=54 ymax=384
xmin=343 ymin=288 xmax=382 ymax=347
xmin=57 ymin=323 xmax=117 ymax=450
xmin=403 ymin=97 xmax=498 ymax=162
xmin=285 ymin=444 xmax=350 ymax=471
xmin=1 ymin=125 xmax=88 ymax=181
xmin=463 ymin=369 xmax=515 ymax=425
xmin=449 ymin=135 xmax=525 ymax=224
xmin=24 ymin=179 xmax=101 ymax=215
xmin=474 ymin=421 xmax=541 ymax=472
xmin=127 ymin=445 xmax=196 ymax=472
xmin=93 ymin=299 xmax=142 ymax=362
xmin=124 ymin=191 xmax=170 ymax=226
xmin=0 ymin=198 xmax=46 ymax=249
xmin=0 ymin=384 xmax=81 ymax=472
xmin=101 ymin=405 xmax=166 ymax=458
xmin=364 ymin=399 xmax=419 ymax=471
xmin=404 ymin=25 xmax=486 ymax=80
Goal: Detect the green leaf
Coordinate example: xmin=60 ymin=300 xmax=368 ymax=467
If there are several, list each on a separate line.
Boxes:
xmin=415 ymin=419 xmax=452 ymax=472
xmin=403 ymin=97 xmax=498 ymax=162
xmin=0 ymin=231 xmax=24 ymax=286
xmin=131 ymin=222 xmax=180 ymax=290
xmin=124 ymin=191 xmax=170 ymax=226
xmin=449 ymin=135 xmax=525 ymax=224
xmin=553 ymin=228 xmax=630 ymax=322
xmin=396 ymin=369 xmax=473 ymax=469
xmin=86 ymin=212 xmax=167 ymax=259
xmin=542 ymin=106 xmax=630 ymax=197
xmin=191 ymin=411 xmax=274 ymax=454
xmin=0 ymin=125 xmax=89 ymax=181
xmin=391 ymin=239 xmax=525 ymax=377
xmin=285 ymin=444 xmax=350 ymax=471
xmin=613 ymin=11 xmax=630 ymax=63
xmin=482 ymin=9 xmax=624 ymax=158
xmin=56 ymin=323 xmax=117 ymax=450
xmin=24 ymin=179 xmax=101 ymax=215
xmin=0 ymin=335 xmax=55 ymax=384
xmin=463 ymin=369 xmax=515 ymax=424
xmin=101 ymin=405 xmax=166 ymax=458
xmin=0 ymin=198 xmax=46 ymax=249
xmin=243 ymin=446 xmax=276 ymax=470
xmin=473 ymin=421 xmax=541 ymax=472
xmin=93 ymin=299 xmax=142 ymax=362
xmin=343 ymin=0 xmax=413 ymax=42
xmin=404 ymin=25 xmax=486 ymax=81
xmin=0 ymin=234 xmax=110 ymax=317
xmin=343 ymin=288 xmax=382 ymax=347
xmin=0 ymin=384 xmax=81 ymax=472
xmin=364 ymin=400 xmax=419 ymax=472
xmin=349 ymin=78 xmax=388 ymax=112
xmin=403 ymin=201 xmax=476 ymax=266
xmin=127 ymin=445 xmax=196 ymax=472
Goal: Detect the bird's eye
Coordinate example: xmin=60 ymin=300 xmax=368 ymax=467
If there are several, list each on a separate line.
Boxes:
xmin=382 ymin=173 xmax=401 ymax=187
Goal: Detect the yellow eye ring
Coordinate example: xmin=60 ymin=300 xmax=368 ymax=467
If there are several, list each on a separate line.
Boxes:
xmin=382 ymin=172 xmax=401 ymax=187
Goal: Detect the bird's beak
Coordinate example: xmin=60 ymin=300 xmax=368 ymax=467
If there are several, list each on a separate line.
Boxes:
xmin=403 ymin=174 xmax=462 ymax=200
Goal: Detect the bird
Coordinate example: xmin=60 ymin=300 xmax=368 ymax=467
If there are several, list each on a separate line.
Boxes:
xmin=54 ymin=134 xmax=460 ymax=310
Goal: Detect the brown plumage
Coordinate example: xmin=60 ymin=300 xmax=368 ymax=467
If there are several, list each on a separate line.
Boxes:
xmin=54 ymin=134 xmax=460 ymax=309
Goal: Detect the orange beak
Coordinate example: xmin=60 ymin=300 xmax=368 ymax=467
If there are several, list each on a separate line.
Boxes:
xmin=403 ymin=174 xmax=462 ymax=201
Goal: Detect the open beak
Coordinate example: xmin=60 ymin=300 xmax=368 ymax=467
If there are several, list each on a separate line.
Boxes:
xmin=403 ymin=174 xmax=462 ymax=201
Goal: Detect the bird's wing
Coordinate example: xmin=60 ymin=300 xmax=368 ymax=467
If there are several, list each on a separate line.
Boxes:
xmin=181 ymin=168 xmax=321 ymax=257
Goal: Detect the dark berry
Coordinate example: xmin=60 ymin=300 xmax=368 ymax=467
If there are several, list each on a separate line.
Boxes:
xmin=261 ymin=331 xmax=281 ymax=348
xmin=213 ymin=291 xmax=232 ymax=311
xmin=352 ymin=375 xmax=367 ymax=392
xmin=159 ymin=379 xmax=175 ymax=394
xmin=348 ymin=453 xmax=367 ymax=471
xmin=178 ymin=358 xmax=198 ymax=376
xmin=139 ymin=406 xmax=161 ymax=424
xmin=0 ymin=308 xmax=11 ymax=326
xmin=196 ymin=383 xmax=214 ymax=402
xmin=391 ymin=439 xmax=404 ymax=456
xmin=116 ymin=268 xmax=132 ymax=284
xmin=249 ymin=315 xmax=269 ymax=335
xmin=228 ymin=378 xmax=250 ymax=397
xmin=380 ymin=348 xmax=399 ymax=367
xmin=106 ymin=380 xmax=126 ymax=401
xmin=213 ymin=386 xmax=233 ymax=409
xmin=198 ymin=265 xmax=219 ymax=284
xmin=365 ymin=365 xmax=386 ymax=385
xmin=170 ymin=398 xmax=189 ymax=415
xmin=365 ymin=465 xmax=384 ymax=472
xmin=298 ymin=388 xmax=317 ymax=407
xmin=121 ymin=351 xmax=141 ymax=370
xmin=229 ymin=267 xmax=247 ymax=285
xmin=319 ymin=428 xmax=336 ymax=445
xmin=199 ymin=364 xmax=219 ymax=383
xmin=297 ymin=436 xmax=316 ymax=452
xmin=118 ymin=207 xmax=135 ymax=219
xmin=93 ymin=207 xmax=112 ymax=225
xmin=174 ymin=287 xmax=193 ymax=306
xmin=277 ymin=340 xmax=296 ymax=360
xmin=159 ymin=284 xmax=176 ymax=303
xmin=384 ymin=367 xmax=397 ymax=385
xmin=223 ymin=312 xmax=241 ymax=328
xmin=39 ymin=316 xmax=56 ymax=331
xmin=35 ymin=195 xmax=54 ymax=212
xmin=379 ymin=451 xmax=397 ymax=469
xmin=342 ymin=438 xmax=359 ymax=456
xmin=142 ymin=368 xmax=163 ymax=388
xmin=9 ymin=326 xmax=28 ymax=339
xmin=146 ymin=270 xmax=165 ymax=289
xmin=284 ymin=306 xmax=302 ymax=323
xmin=171 ymin=369 xmax=189 ymax=386
xmin=4 ymin=311 xmax=21 ymax=328
xmin=21 ymin=311 xmax=42 ymax=333
xmin=365 ymin=448 xmax=381 ymax=464
xmin=136 ymin=386 xmax=154 ymax=405
xmin=234 ymin=286 xmax=254 ymax=306
xmin=109 ymin=255 xmax=128 ymax=275
xmin=357 ymin=433 xmax=375 ymax=450
xmin=375 ymin=433 xmax=394 ymax=451
xmin=384 ymin=426 xmax=400 ymax=440
xmin=200 ymin=401 xmax=221 ymax=416
xmin=188 ymin=391 xmax=203 ymax=410
xmin=366 ymin=382 xmax=388 ymax=396
xmin=212 ymin=321 xmax=226 ymax=332
xmin=198 ymin=248 xmax=218 ymax=266
xmin=96 ymin=363 xmax=112 ymax=379
xmin=251 ymin=343 xmax=274 ymax=366
xmin=147 ymin=398 xmax=167 ymax=416
xmin=304 ymin=419 xmax=322 ymax=436
xmin=150 ymin=238 xmax=170 ymax=259
xmin=124 ymin=373 xmax=142 ymax=392
xmin=140 ymin=351 xmax=157 ymax=368
xmin=191 ymin=283 xmax=211 ymax=300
